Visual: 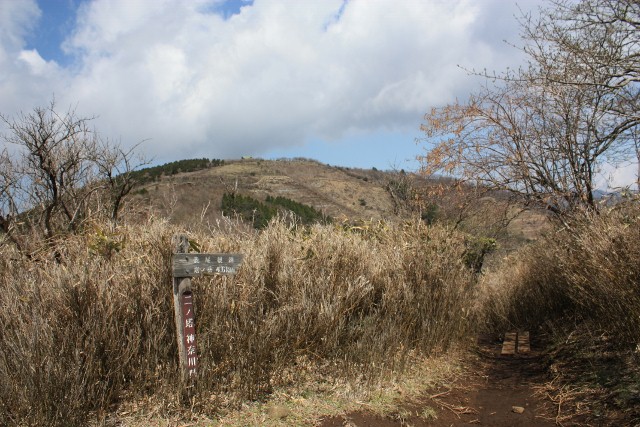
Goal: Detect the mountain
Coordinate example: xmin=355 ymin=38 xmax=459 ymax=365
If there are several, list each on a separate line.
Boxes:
xmin=129 ymin=158 xmax=407 ymax=226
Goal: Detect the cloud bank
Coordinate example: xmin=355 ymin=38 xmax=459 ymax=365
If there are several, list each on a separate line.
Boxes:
xmin=2 ymin=0 xmax=537 ymax=163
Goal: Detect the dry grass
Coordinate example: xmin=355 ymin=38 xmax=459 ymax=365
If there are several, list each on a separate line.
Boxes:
xmin=0 ymin=216 xmax=477 ymax=426
xmin=532 ymin=326 xmax=640 ymax=426
xmin=479 ymin=202 xmax=640 ymax=424
xmin=117 ymin=351 xmax=462 ymax=427
xmin=0 ymin=219 xmax=177 ymax=426
xmin=481 ymin=204 xmax=640 ymax=342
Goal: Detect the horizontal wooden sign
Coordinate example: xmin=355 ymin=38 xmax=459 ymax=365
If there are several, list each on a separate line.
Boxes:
xmin=172 ymin=253 xmax=244 ymax=277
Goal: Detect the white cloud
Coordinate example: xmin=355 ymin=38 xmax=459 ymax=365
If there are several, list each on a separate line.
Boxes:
xmin=1 ymin=0 xmax=540 ymax=163
xmin=0 ymin=0 xmax=40 ymax=51
xmin=598 ymin=161 xmax=639 ymax=191
xmin=18 ymin=49 xmax=61 ymax=75
xmin=0 ymin=0 xmax=51 ymax=112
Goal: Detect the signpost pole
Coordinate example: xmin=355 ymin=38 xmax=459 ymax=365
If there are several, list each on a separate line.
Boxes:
xmin=172 ymin=234 xmax=193 ymax=382
xmin=171 ymin=234 xmax=244 ymax=382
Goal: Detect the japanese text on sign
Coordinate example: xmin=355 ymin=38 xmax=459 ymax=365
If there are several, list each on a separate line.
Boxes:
xmin=172 ymin=253 xmax=244 ymax=277
xmin=181 ymin=291 xmax=197 ymax=377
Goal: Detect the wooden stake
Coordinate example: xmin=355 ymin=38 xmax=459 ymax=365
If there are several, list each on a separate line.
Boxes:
xmin=172 ymin=234 xmax=194 ymax=381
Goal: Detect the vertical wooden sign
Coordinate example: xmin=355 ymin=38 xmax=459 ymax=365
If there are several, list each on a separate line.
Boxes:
xmin=172 ymin=234 xmax=193 ymax=381
xmin=171 ymin=234 xmax=244 ymax=382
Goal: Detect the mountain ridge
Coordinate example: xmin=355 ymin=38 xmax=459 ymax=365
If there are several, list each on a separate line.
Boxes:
xmin=130 ymin=158 xmax=408 ymax=226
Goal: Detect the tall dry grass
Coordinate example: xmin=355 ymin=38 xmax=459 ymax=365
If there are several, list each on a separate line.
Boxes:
xmin=479 ymin=203 xmax=640 ymax=424
xmin=481 ymin=204 xmax=640 ymax=347
xmin=0 ymin=217 xmax=477 ymax=426
xmin=0 ymin=219 xmax=176 ymax=426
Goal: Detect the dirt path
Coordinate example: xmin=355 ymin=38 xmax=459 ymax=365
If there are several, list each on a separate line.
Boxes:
xmin=319 ymin=334 xmax=557 ymax=426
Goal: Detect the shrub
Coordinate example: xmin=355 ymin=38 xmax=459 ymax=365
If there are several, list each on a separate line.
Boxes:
xmin=223 ymin=193 xmax=332 ymax=228
xmin=129 ymin=158 xmax=224 ymax=185
xmin=463 ymin=236 xmax=497 ymax=274
xmin=421 ymin=204 xmax=439 ymax=225
xmin=265 ymin=195 xmax=331 ymax=225
xmin=221 ymin=193 xmax=276 ymax=229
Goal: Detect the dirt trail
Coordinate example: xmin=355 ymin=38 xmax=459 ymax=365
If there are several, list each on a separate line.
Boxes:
xmin=319 ymin=334 xmax=556 ymax=427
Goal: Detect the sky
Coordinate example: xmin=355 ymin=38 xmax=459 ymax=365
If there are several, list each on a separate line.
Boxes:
xmin=0 ymin=0 xmax=637 ymax=187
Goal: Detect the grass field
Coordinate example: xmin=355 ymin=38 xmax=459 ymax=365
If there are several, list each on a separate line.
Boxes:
xmin=0 ymin=215 xmax=480 ymax=426
xmin=1 ymin=159 xmax=638 ymax=425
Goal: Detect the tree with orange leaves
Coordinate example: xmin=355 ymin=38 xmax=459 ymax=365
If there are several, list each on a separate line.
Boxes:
xmin=419 ymin=0 xmax=639 ymax=215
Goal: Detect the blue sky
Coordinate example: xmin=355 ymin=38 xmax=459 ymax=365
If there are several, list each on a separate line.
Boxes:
xmin=2 ymin=0 xmax=634 ymax=184
xmin=24 ymin=0 xmax=252 ymax=66
xmin=24 ymin=1 xmax=79 ymax=65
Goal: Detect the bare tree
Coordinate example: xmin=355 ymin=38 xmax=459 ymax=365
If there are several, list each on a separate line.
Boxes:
xmin=636 ymin=138 xmax=640 ymax=189
xmin=633 ymin=127 xmax=640 ymax=189
xmin=93 ymin=140 xmax=148 ymax=225
xmin=524 ymin=0 xmax=639 ymax=107
xmin=0 ymin=100 xmax=145 ymax=246
xmin=0 ymin=149 xmax=19 ymax=242
xmin=523 ymin=0 xmax=640 ymax=187
xmin=419 ymin=0 xmax=639 ymax=215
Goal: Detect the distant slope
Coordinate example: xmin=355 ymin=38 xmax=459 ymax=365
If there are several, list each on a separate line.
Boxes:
xmin=130 ymin=158 xmax=403 ymax=225
xmin=128 ymin=157 xmax=550 ymax=250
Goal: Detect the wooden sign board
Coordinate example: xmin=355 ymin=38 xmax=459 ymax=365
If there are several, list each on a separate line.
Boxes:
xmin=171 ymin=234 xmax=245 ymax=383
xmin=172 ymin=253 xmax=244 ymax=277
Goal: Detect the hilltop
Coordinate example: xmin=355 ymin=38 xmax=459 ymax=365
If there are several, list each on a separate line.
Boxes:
xmin=128 ymin=157 xmax=548 ymax=260
xmin=130 ymin=158 xmax=409 ymax=225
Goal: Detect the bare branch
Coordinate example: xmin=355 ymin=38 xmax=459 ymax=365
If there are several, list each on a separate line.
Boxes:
xmin=418 ymin=0 xmax=639 ymax=217
xmin=0 ymin=99 xmax=145 ymax=253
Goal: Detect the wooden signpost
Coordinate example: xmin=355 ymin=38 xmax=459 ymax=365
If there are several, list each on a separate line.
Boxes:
xmin=171 ymin=234 xmax=244 ymax=380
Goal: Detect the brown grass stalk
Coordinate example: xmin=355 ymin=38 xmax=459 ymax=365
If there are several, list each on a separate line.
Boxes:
xmin=0 ymin=216 xmax=477 ymax=426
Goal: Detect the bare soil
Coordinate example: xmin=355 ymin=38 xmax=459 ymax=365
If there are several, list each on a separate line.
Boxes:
xmin=318 ymin=334 xmax=558 ymax=427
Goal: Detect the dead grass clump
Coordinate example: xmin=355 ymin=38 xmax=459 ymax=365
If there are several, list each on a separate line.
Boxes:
xmin=0 ymin=217 xmax=477 ymax=425
xmin=193 ymin=219 xmax=477 ymax=401
xmin=0 ymin=219 xmax=178 ymax=426
xmin=478 ymin=242 xmax=571 ymax=332
xmin=534 ymin=325 xmax=640 ymax=425
xmin=480 ymin=204 xmax=640 ymax=424
xmin=482 ymin=206 xmax=640 ymax=347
